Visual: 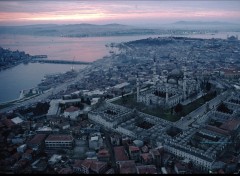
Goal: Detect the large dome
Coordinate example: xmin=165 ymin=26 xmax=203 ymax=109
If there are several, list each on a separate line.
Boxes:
xmin=170 ymin=68 xmax=181 ymax=76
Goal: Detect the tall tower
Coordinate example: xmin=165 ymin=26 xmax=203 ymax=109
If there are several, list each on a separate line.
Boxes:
xmin=183 ymin=66 xmax=187 ymax=100
xmin=136 ymin=73 xmax=140 ymax=102
xmin=153 ymin=56 xmax=158 ymax=87
xmin=165 ymin=82 xmax=169 ymax=104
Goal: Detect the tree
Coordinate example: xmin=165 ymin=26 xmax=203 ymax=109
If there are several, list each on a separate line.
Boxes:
xmin=77 ymin=103 xmax=84 ymax=110
xmin=174 ymin=103 xmax=183 ymax=114
xmin=33 ymin=102 xmax=50 ymax=115
xmin=85 ymin=98 xmax=91 ymax=105
xmin=205 ymin=82 xmax=211 ymax=91
xmin=217 ymin=102 xmax=232 ymax=114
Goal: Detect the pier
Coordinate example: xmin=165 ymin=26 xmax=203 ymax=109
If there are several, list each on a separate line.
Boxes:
xmin=32 ymin=59 xmax=91 ymax=65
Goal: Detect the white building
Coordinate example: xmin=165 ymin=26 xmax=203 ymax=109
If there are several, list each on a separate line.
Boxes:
xmin=63 ymin=106 xmax=80 ymax=120
xmin=11 ymin=116 xmax=23 ymax=125
xmin=48 ymin=154 xmax=62 ymax=165
xmin=47 ymin=99 xmax=61 ymax=117
xmin=17 ymin=144 xmax=27 ymax=153
xmin=89 ymin=133 xmax=103 ymax=150
xmin=45 ymin=135 xmax=74 ymax=149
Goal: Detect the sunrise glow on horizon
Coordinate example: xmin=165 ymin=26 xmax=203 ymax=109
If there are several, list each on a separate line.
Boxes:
xmin=0 ymin=0 xmax=240 ymax=26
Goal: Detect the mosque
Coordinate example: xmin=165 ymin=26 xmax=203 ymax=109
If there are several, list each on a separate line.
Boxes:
xmin=136 ymin=57 xmax=201 ymax=108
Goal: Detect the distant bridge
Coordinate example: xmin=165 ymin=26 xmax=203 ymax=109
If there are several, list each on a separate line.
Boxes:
xmin=32 ymin=59 xmax=91 ymax=65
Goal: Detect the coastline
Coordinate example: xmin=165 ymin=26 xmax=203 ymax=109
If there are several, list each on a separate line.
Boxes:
xmin=0 ymin=63 xmax=87 ymax=103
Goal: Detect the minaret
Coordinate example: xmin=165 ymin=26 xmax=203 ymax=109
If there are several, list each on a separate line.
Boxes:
xmin=153 ymin=56 xmax=158 ymax=87
xmin=183 ymin=66 xmax=187 ymax=100
xmin=196 ymin=78 xmax=200 ymax=92
xmin=71 ymin=57 xmax=75 ymax=71
xmin=136 ymin=73 xmax=140 ymax=102
xmin=165 ymin=82 xmax=169 ymax=104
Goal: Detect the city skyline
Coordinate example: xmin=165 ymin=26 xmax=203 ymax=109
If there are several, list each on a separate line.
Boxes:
xmin=0 ymin=0 xmax=240 ymax=27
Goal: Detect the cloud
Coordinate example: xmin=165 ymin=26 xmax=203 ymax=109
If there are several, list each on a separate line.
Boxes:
xmin=0 ymin=0 xmax=239 ymax=25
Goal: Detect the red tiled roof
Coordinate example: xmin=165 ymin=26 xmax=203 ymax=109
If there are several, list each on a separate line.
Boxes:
xmin=45 ymin=134 xmax=73 ymax=142
xmin=105 ymin=168 xmax=115 ymax=174
xmin=58 ymin=167 xmax=73 ymax=174
xmin=141 ymin=145 xmax=149 ymax=153
xmin=114 ymin=146 xmax=129 ymax=162
xmin=90 ymin=161 xmax=107 ymax=173
xmin=220 ymin=118 xmax=240 ymax=131
xmin=2 ymin=118 xmax=15 ymax=128
xmin=81 ymin=159 xmax=96 ymax=169
xmin=205 ymin=125 xmax=230 ymax=136
xmin=98 ymin=149 xmax=110 ymax=157
xmin=11 ymin=152 xmax=21 ymax=160
xmin=25 ymin=149 xmax=33 ymax=154
xmin=65 ymin=106 xmax=79 ymax=112
xmin=129 ymin=146 xmax=140 ymax=152
xmin=150 ymin=148 xmax=160 ymax=156
xmin=141 ymin=153 xmax=153 ymax=162
xmin=118 ymin=160 xmax=136 ymax=174
xmin=73 ymin=160 xmax=83 ymax=168
xmin=136 ymin=165 xmax=157 ymax=174
xmin=28 ymin=134 xmax=47 ymax=145
xmin=218 ymin=169 xmax=225 ymax=174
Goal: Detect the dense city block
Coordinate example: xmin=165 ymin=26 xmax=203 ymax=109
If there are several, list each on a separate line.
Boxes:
xmin=0 ymin=36 xmax=240 ymax=174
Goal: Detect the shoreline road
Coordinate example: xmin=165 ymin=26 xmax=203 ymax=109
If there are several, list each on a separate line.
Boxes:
xmin=0 ymin=65 xmax=92 ymax=114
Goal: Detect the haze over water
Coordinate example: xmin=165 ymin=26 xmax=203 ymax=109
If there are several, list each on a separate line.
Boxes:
xmin=1 ymin=32 xmax=239 ymax=62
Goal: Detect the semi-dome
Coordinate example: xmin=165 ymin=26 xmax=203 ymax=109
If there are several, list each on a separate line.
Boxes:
xmin=168 ymin=78 xmax=177 ymax=84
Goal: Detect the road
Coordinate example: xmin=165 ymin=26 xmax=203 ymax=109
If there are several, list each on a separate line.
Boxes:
xmin=0 ymin=65 xmax=91 ymax=114
xmin=174 ymin=90 xmax=230 ymax=130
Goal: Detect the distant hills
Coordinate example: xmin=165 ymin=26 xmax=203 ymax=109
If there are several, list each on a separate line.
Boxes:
xmin=0 ymin=23 xmax=158 ymax=37
xmin=0 ymin=23 xmax=161 ymax=37
xmin=0 ymin=22 xmax=239 ymax=37
xmin=173 ymin=21 xmax=238 ymax=25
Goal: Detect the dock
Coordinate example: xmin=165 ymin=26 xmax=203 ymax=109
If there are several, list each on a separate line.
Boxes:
xmin=32 ymin=59 xmax=91 ymax=65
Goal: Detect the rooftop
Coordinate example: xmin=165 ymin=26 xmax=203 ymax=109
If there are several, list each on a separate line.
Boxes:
xmin=136 ymin=165 xmax=158 ymax=174
xmin=64 ymin=106 xmax=79 ymax=112
xmin=220 ymin=118 xmax=240 ymax=131
xmin=81 ymin=159 xmax=95 ymax=169
xmin=129 ymin=145 xmax=140 ymax=152
xmin=2 ymin=118 xmax=15 ymax=128
xmin=11 ymin=116 xmax=23 ymax=124
xmin=97 ymin=149 xmax=110 ymax=158
xmin=114 ymin=146 xmax=129 ymax=162
xmin=73 ymin=159 xmax=83 ymax=168
xmin=28 ymin=134 xmax=47 ymax=145
xmin=91 ymin=161 xmax=107 ymax=173
xmin=45 ymin=134 xmax=74 ymax=141
xmin=118 ymin=160 xmax=137 ymax=174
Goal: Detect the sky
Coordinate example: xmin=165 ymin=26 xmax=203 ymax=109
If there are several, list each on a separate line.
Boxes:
xmin=0 ymin=0 xmax=240 ymax=27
